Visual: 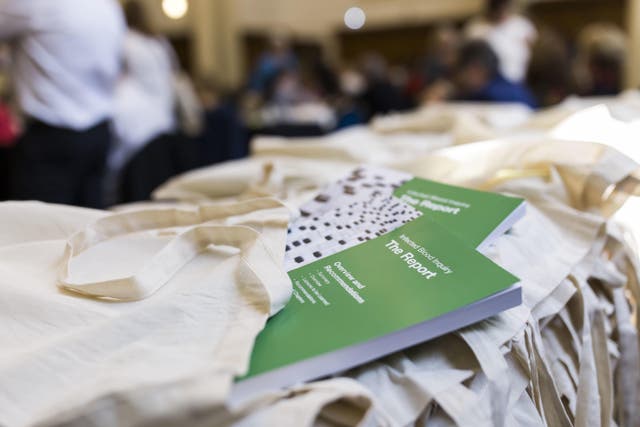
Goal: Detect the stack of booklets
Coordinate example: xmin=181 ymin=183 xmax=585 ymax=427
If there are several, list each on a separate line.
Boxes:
xmin=232 ymin=166 xmax=526 ymax=401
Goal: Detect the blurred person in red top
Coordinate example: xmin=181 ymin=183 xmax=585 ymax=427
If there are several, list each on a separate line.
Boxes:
xmin=0 ymin=102 xmax=18 ymax=148
xmin=0 ymin=46 xmax=18 ymax=147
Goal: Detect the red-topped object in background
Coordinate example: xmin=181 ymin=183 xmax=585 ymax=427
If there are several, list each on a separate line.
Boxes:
xmin=0 ymin=104 xmax=19 ymax=147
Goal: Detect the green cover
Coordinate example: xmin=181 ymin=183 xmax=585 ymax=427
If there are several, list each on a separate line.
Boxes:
xmin=394 ymin=178 xmax=524 ymax=248
xmin=243 ymin=214 xmax=519 ymax=379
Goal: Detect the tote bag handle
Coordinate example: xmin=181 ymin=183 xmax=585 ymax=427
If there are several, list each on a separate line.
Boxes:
xmin=58 ymin=199 xmax=290 ymax=302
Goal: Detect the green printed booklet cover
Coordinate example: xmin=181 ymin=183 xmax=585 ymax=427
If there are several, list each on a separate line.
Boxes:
xmin=232 ymin=167 xmax=524 ymax=401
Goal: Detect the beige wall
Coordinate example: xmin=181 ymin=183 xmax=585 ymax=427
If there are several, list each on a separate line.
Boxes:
xmin=130 ymin=0 xmax=240 ymax=85
xmin=139 ymin=0 xmax=640 ymax=89
xmin=131 ymin=0 xmax=194 ymax=35
xmin=233 ymin=0 xmax=482 ymax=36
xmin=141 ymin=0 xmax=483 ymax=85
xmin=627 ymin=0 xmax=640 ymax=88
xmin=142 ymin=0 xmax=483 ymax=37
xmin=232 ymin=0 xmax=484 ymax=85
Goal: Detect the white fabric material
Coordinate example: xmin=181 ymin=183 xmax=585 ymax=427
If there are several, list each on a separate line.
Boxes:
xmin=550 ymin=104 xmax=640 ymax=164
xmin=466 ymin=15 xmax=537 ymax=83
xmin=0 ymin=199 xmax=292 ymax=427
xmin=0 ymin=0 xmax=125 ymax=130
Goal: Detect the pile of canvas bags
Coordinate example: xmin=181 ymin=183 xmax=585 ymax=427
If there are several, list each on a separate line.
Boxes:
xmin=1 ymin=100 xmax=640 ymax=426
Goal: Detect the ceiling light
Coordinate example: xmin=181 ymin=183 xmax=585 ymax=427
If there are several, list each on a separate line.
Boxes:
xmin=162 ymin=0 xmax=188 ymax=20
xmin=344 ymin=7 xmax=366 ymax=30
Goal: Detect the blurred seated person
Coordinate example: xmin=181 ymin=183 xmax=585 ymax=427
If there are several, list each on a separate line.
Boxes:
xmin=526 ymin=30 xmax=572 ymax=107
xmin=465 ymin=0 xmax=537 ymax=84
xmin=248 ymin=34 xmax=298 ymax=96
xmin=574 ymin=23 xmax=626 ymax=97
xmin=1 ymin=0 xmax=124 ymax=208
xmin=254 ymin=70 xmax=335 ymax=136
xmin=265 ymin=69 xmax=316 ymax=106
xmin=194 ymin=78 xmax=247 ymax=166
xmin=335 ymin=67 xmax=367 ymax=129
xmin=408 ymin=25 xmax=460 ymax=104
xmin=360 ymin=53 xmax=411 ymax=120
xmin=311 ymin=57 xmax=341 ymax=99
xmin=454 ymin=40 xmax=537 ymax=108
xmin=310 ymin=58 xmax=365 ymax=129
xmin=425 ymin=26 xmax=460 ymax=85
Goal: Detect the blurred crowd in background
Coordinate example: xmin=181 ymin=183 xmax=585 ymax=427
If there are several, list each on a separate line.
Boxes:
xmin=0 ymin=0 xmax=630 ymax=208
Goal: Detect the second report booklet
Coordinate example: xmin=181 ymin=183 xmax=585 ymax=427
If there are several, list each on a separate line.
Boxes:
xmin=232 ymin=167 xmax=524 ymax=401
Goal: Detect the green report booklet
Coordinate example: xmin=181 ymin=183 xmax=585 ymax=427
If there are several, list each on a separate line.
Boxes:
xmin=232 ymin=167 xmax=524 ymax=401
xmin=283 ymin=166 xmax=524 ymax=271
xmin=393 ymin=175 xmax=525 ymax=251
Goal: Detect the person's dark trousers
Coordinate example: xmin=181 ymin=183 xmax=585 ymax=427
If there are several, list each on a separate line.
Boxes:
xmin=118 ymin=133 xmax=198 ymax=204
xmin=10 ymin=119 xmax=111 ymax=209
xmin=0 ymin=145 xmax=12 ymax=201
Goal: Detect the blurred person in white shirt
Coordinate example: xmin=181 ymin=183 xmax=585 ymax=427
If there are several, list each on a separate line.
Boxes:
xmin=465 ymin=0 xmax=537 ymax=84
xmin=109 ymin=1 xmax=177 ymax=172
xmin=0 ymin=0 xmax=125 ymax=208
xmin=108 ymin=1 xmax=200 ymax=204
